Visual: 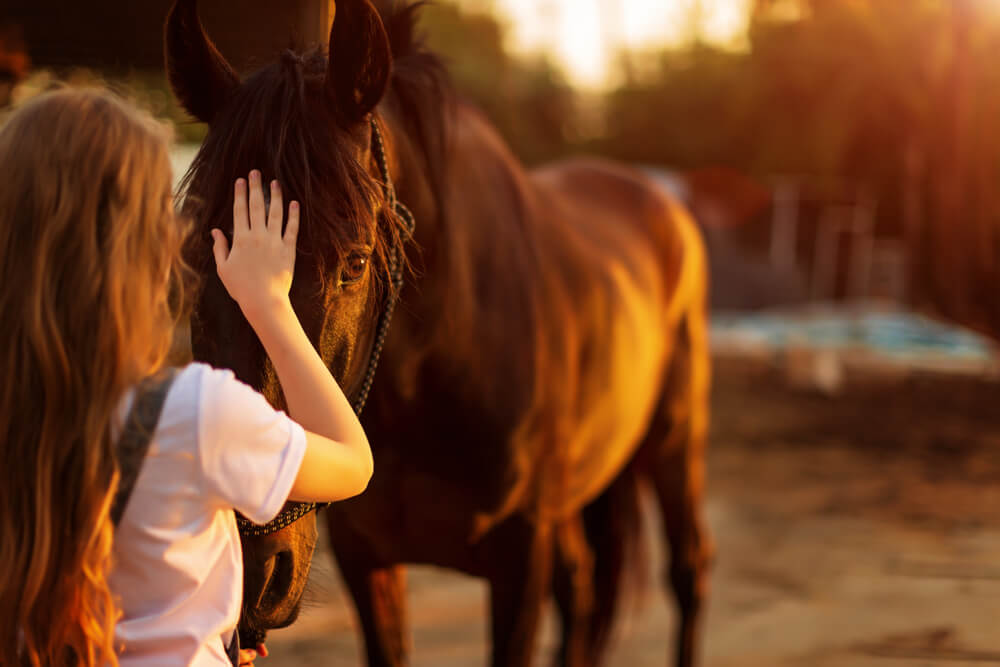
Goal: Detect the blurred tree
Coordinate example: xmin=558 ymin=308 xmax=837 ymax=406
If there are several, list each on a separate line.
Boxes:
xmin=587 ymin=0 xmax=1000 ymax=339
xmin=14 ymin=0 xmax=996 ymax=335
xmin=419 ymin=2 xmax=577 ymax=164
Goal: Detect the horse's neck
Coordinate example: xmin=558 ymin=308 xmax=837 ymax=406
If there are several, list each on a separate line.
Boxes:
xmin=381 ymin=106 xmax=443 ymax=256
xmin=390 ymin=102 xmax=541 ymax=290
xmin=389 ymin=103 xmax=534 ymax=252
xmin=386 ymin=102 xmax=546 ymax=382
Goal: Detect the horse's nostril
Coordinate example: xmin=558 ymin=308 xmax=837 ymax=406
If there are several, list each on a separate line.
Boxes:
xmin=254 ymin=553 xmax=277 ymax=611
xmin=259 ymin=549 xmax=295 ymax=611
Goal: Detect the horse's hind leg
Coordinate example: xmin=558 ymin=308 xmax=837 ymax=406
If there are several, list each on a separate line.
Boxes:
xmin=327 ymin=512 xmax=408 ymax=667
xmin=482 ymin=513 xmax=554 ymax=667
xmin=552 ymin=466 xmax=643 ymax=667
xmin=652 ymin=438 xmax=712 ymax=667
xmin=642 ymin=309 xmax=713 ymax=667
xmin=552 ymin=513 xmax=596 ymax=667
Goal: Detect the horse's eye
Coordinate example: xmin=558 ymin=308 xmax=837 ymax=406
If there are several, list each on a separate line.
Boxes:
xmin=340 ymin=253 xmax=369 ymax=286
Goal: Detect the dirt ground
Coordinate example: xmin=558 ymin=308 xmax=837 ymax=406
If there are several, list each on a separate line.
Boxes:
xmin=261 ymin=354 xmax=1000 ymax=666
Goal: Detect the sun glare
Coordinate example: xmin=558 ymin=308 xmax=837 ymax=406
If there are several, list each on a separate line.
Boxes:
xmin=487 ymin=0 xmax=753 ymax=89
xmin=701 ymin=0 xmax=754 ymax=46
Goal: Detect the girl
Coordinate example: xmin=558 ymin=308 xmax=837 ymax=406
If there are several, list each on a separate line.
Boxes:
xmin=0 ymin=88 xmax=373 ymax=666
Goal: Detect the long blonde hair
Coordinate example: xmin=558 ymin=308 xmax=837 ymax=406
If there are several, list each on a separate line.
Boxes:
xmin=0 ymin=88 xmax=189 ymax=666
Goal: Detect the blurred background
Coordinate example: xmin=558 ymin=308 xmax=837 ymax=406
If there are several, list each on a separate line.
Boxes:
xmin=4 ymin=1 xmax=1000 ymax=664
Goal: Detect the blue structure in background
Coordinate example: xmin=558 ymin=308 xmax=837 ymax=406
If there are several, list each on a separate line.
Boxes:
xmin=712 ymin=306 xmax=996 ymax=363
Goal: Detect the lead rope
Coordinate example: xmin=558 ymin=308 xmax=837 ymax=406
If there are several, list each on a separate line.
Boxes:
xmin=351 ymin=117 xmax=415 ymax=414
xmin=235 ymin=117 xmax=414 ymax=538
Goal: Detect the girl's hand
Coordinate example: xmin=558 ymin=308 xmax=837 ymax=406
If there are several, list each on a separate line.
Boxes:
xmin=238 ymin=643 xmax=268 ymax=666
xmin=212 ymin=170 xmax=299 ymax=325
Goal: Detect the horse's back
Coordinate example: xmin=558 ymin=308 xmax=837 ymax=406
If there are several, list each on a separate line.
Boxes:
xmin=525 ymin=158 xmax=708 ymax=512
xmin=533 ymin=158 xmax=704 ymax=277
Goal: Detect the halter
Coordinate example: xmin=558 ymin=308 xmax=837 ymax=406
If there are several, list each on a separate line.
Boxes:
xmin=235 ymin=118 xmax=414 ymax=538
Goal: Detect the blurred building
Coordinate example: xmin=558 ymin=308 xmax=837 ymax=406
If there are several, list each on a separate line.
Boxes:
xmin=0 ymin=23 xmax=29 ymax=105
xmin=2 ymin=0 xmax=333 ymax=72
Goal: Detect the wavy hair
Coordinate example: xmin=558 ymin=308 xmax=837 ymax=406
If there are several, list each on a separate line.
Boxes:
xmin=0 ymin=88 xmax=189 ymax=666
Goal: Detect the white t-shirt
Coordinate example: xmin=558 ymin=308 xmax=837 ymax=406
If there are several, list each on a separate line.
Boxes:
xmin=109 ymin=363 xmax=307 ymax=667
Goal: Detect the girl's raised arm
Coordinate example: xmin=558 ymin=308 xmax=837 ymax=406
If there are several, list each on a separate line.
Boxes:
xmin=210 ymin=170 xmax=372 ymax=502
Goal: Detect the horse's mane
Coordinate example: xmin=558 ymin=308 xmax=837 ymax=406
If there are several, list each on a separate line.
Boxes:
xmin=179 ymin=0 xmax=450 ymax=298
xmin=375 ymin=0 xmax=451 ymax=226
xmin=363 ymin=0 xmax=453 ymax=285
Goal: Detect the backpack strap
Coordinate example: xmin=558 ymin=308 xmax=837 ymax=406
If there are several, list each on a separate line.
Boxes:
xmin=225 ymin=632 xmax=240 ymax=667
xmin=111 ymin=368 xmax=179 ymax=526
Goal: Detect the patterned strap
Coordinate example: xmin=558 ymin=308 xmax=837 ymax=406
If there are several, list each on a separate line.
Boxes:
xmin=111 ymin=369 xmax=179 ymax=526
xmin=225 ymin=631 xmax=240 ymax=667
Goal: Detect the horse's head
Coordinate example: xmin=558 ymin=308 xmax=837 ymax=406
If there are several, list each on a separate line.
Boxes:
xmin=165 ymin=0 xmax=402 ymax=643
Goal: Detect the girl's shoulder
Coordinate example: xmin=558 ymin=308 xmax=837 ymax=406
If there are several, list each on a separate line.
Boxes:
xmin=169 ymin=363 xmax=307 ymax=524
xmin=163 ymin=362 xmax=265 ymax=411
xmin=144 ymin=362 xmax=262 ymax=457
xmin=151 ymin=362 xmax=217 ymax=432
xmin=160 ymin=362 xmax=284 ymax=439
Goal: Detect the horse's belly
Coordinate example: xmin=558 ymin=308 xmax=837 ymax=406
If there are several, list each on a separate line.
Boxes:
xmin=559 ymin=267 xmax=670 ymax=512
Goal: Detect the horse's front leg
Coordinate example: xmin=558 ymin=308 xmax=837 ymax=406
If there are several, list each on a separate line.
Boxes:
xmin=482 ymin=514 xmax=555 ymax=667
xmin=326 ymin=511 xmax=408 ymax=667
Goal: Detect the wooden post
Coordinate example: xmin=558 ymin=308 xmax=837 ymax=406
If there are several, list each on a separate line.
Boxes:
xmin=846 ymin=193 xmax=876 ymax=300
xmin=868 ymin=241 xmax=908 ymax=303
xmin=901 ymin=140 xmax=925 ymax=305
xmin=770 ymin=179 xmax=799 ymax=272
xmin=811 ymin=207 xmax=844 ymax=301
xmin=929 ymin=0 xmax=973 ymax=319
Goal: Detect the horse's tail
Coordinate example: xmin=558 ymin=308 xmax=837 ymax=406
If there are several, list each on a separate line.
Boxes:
xmin=584 ymin=461 xmax=647 ymax=655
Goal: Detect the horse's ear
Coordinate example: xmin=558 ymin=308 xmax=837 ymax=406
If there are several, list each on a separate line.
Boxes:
xmin=164 ymin=0 xmax=239 ymax=124
xmin=325 ymin=0 xmax=393 ymax=124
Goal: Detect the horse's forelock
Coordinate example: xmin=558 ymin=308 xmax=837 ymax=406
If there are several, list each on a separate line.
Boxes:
xmin=180 ymin=51 xmax=395 ymax=293
xmin=179 ymin=1 xmax=448 ymax=302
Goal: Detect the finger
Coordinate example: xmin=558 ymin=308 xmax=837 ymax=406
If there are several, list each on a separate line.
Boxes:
xmin=248 ymin=170 xmax=266 ymax=232
xmin=268 ymin=180 xmax=284 ymax=237
xmin=284 ymin=201 xmax=300 ymax=248
xmin=211 ymin=229 xmax=230 ymax=270
xmin=233 ymin=178 xmax=249 ymax=233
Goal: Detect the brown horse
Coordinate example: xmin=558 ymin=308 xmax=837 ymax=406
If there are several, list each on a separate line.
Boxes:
xmin=166 ymin=1 xmax=713 ymax=665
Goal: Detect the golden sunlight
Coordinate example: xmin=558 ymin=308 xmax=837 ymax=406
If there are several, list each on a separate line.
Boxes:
xmin=483 ymin=0 xmax=753 ymax=88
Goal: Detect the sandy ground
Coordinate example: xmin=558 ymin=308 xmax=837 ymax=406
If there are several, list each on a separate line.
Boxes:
xmin=251 ymin=355 xmax=1000 ymax=666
